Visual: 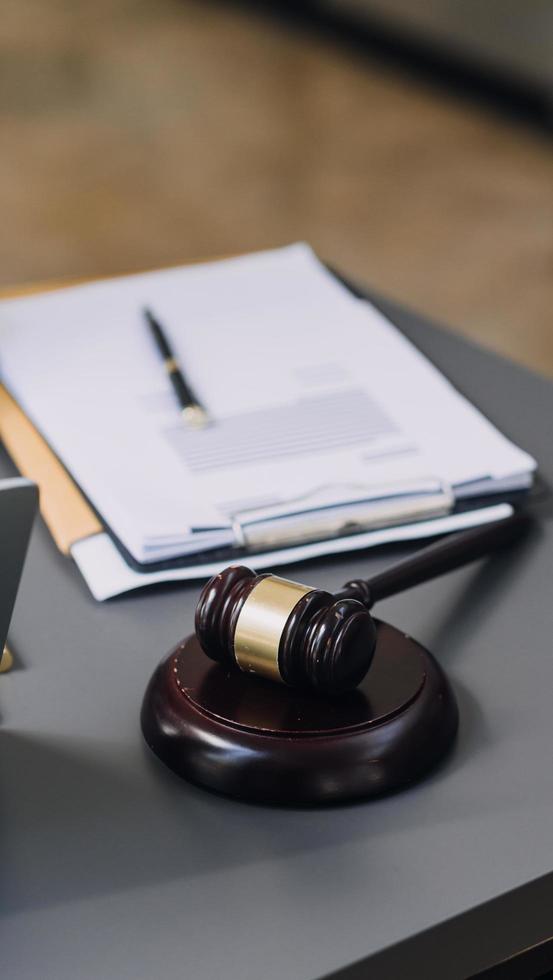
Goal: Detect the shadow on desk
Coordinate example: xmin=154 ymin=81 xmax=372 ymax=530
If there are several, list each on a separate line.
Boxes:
xmin=0 ymin=677 xmax=516 ymax=923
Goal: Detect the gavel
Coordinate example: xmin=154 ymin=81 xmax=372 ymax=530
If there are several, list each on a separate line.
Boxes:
xmin=196 ymin=513 xmax=529 ymax=694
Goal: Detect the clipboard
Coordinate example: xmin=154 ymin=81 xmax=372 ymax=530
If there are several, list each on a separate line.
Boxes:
xmin=0 ymin=268 xmax=529 ymax=600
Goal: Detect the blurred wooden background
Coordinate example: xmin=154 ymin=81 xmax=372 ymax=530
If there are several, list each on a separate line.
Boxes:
xmin=2 ymin=0 xmax=552 ymax=372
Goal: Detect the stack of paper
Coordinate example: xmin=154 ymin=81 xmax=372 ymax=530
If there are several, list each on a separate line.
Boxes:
xmin=0 ymin=245 xmax=535 ymax=598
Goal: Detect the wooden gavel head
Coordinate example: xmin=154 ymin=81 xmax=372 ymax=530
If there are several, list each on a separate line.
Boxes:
xmin=195 ymin=565 xmax=377 ymax=695
xmin=195 ymin=516 xmax=529 ymax=696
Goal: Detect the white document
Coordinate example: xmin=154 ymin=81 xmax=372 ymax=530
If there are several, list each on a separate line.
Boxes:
xmin=0 ymin=244 xmax=535 ymax=574
xmin=72 ymin=503 xmax=514 ymax=601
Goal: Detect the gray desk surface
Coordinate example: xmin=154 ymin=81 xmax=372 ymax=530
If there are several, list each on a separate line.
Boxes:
xmin=2 ymin=293 xmax=553 ymax=980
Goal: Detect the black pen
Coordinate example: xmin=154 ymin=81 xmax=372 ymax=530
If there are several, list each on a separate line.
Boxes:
xmin=143 ymin=307 xmax=210 ymax=428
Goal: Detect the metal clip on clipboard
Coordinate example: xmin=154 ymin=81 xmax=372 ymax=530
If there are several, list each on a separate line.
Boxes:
xmin=231 ymin=479 xmax=455 ymax=554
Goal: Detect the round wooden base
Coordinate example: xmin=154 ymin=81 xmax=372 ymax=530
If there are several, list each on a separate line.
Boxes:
xmin=141 ymin=620 xmax=459 ymax=806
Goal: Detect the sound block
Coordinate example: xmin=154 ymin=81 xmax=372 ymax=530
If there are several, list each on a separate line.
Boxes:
xmin=141 ymin=619 xmax=458 ymax=806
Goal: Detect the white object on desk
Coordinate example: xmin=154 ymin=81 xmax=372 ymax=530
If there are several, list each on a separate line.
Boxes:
xmin=72 ymin=502 xmax=514 ymax=601
xmin=0 ymin=244 xmax=534 ymax=587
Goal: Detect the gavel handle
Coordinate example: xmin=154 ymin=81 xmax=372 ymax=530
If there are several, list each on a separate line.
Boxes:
xmin=338 ymin=512 xmax=531 ymax=609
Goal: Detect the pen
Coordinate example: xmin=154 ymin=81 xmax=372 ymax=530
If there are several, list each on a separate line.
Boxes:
xmin=143 ymin=306 xmax=210 ymax=428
